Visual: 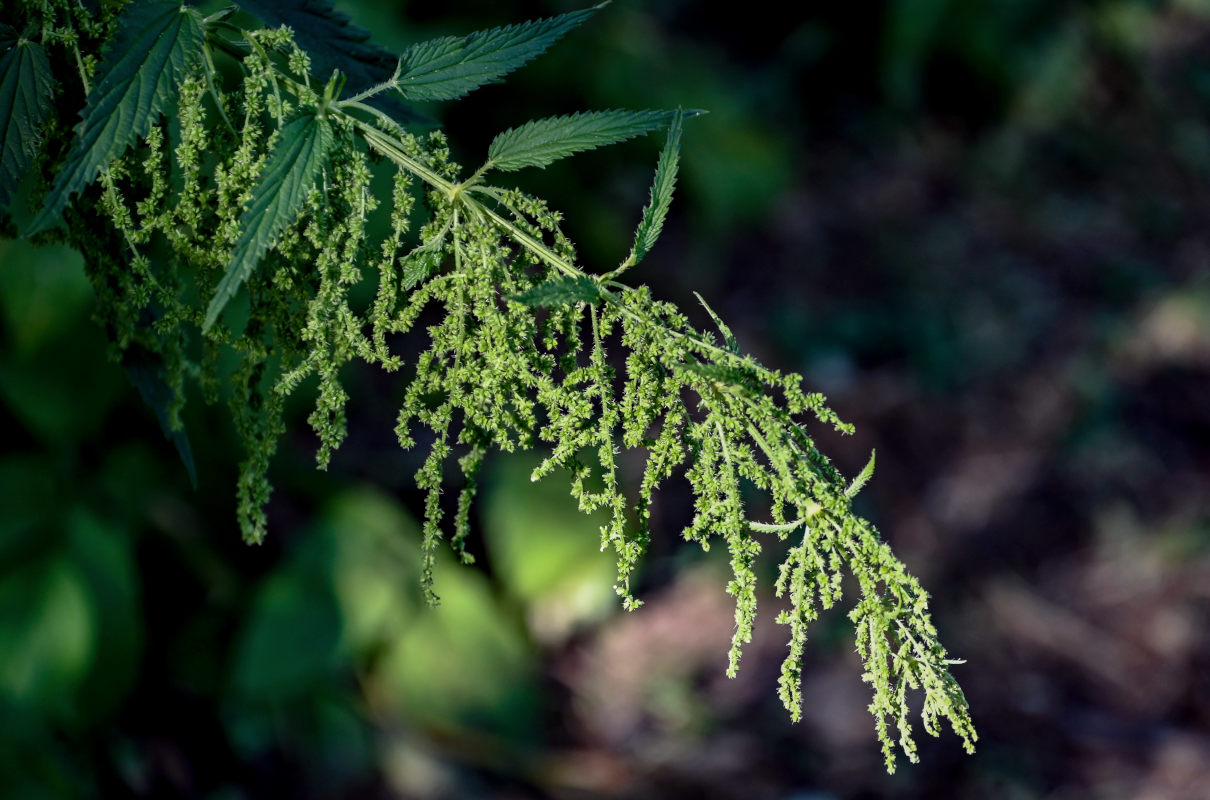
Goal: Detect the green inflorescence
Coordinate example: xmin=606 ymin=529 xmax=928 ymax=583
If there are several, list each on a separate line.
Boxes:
xmin=1 ymin=0 xmax=976 ymax=771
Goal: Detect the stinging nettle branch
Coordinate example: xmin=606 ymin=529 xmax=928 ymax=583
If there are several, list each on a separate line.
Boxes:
xmin=0 ymin=0 xmax=976 ymax=771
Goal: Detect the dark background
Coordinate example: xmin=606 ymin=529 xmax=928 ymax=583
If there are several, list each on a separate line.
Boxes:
xmin=2 ymin=0 xmax=1210 ymax=797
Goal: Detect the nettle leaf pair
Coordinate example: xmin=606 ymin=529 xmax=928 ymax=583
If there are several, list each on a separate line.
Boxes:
xmin=1 ymin=0 xmax=975 ymax=770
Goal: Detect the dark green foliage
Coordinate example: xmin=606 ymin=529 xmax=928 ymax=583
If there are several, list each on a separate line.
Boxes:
xmin=0 ymin=27 xmax=54 ymax=212
xmin=28 ymin=1 xmax=205 ymax=233
xmin=124 ymin=352 xmax=197 ymax=488
xmin=238 ymin=0 xmax=394 ymax=96
xmin=0 ymin=0 xmax=976 ymax=772
xmin=395 ymin=5 xmax=599 ymax=102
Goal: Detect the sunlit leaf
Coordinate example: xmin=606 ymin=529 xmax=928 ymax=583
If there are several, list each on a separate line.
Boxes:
xmin=628 ymin=108 xmax=683 ymax=266
xmin=510 ymin=274 xmax=600 ymax=308
xmin=845 ymin=449 xmax=876 ymax=498
xmin=487 ymin=109 xmax=698 ymax=172
xmin=694 ymin=290 xmax=738 ymax=354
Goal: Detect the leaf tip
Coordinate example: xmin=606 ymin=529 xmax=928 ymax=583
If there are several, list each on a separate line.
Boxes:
xmin=23 ymin=209 xmax=60 ymax=238
xmin=201 ymin=298 xmax=224 ymax=334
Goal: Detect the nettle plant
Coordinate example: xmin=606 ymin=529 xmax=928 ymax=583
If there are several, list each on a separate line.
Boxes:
xmin=1 ymin=0 xmax=976 ymax=770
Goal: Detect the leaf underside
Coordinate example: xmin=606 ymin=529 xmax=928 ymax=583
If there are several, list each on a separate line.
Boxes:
xmin=487 ymin=109 xmax=693 ymax=172
xmin=27 ymin=1 xmax=205 ymax=234
xmin=0 ymin=27 xmax=55 ymax=213
xmin=203 ymin=112 xmax=335 ymax=331
xmin=396 ymin=5 xmax=598 ymax=102
xmin=510 ymin=274 xmax=601 ymax=307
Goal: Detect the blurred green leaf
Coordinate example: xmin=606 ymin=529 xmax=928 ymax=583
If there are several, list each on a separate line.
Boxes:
xmin=0 ymin=240 xmax=90 ymax=356
xmin=1013 ymin=24 xmax=1087 ymax=128
xmin=320 ymin=485 xmax=538 ymax=733
xmin=65 ymin=510 xmax=142 ymax=722
xmin=377 ymin=560 xmax=536 ymax=735
xmin=483 ymin=453 xmax=615 ymax=643
xmin=325 ymin=488 xmax=423 ymax=650
xmin=0 ymin=556 xmax=96 ymax=714
xmin=0 ymin=708 xmax=81 ymax=800
xmin=1095 ymin=1 xmax=1159 ymax=52
xmin=0 ymin=455 xmax=58 ymax=554
xmin=94 ymin=442 xmax=166 ymax=522
xmin=232 ymin=568 xmax=343 ymax=702
xmin=0 ymin=331 xmax=124 ymax=443
xmin=882 ymin=0 xmax=950 ymax=107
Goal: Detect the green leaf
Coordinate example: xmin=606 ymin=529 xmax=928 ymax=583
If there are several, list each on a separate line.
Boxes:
xmin=0 ymin=27 xmax=54 ymax=213
xmin=628 ymin=108 xmax=683 ymax=265
xmin=124 ymin=352 xmax=197 ymax=489
xmin=236 ymin=0 xmax=429 ymax=125
xmin=65 ymin=511 xmax=144 ymax=722
xmin=400 ymin=245 xmax=445 ymax=292
xmin=487 ymin=109 xmax=697 ymax=172
xmin=693 ymin=290 xmax=738 ymax=354
xmin=232 ymin=568 xmax=342 ymax=701
xmin=510 ymin=274 xmax=600 ymax=308
xmin=203 ymin=112 xmax=334 ymax=331
xmin=677 ymin=360 xmax=759 ymax=395
xmin=0 ymin=557 xmax=95 ymax=708
xmin=395 ymin=5 xmax=599 ymax=102
xmin=27 ymin=2 xmax=206 ymax=234
xmin=845 ymin=449 xmax=876 ymax=498
xmin=239 ymin=0 xmax=391 ymax=91
xmin=483 ymin=452 xmax=614 ymax=641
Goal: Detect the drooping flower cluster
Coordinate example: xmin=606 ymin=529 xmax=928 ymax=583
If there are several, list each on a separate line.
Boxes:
xmin=3 ymin=0 xmax=976 ymax=770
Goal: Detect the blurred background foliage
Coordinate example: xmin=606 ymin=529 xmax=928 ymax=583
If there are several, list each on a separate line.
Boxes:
xmin=3 ymin=0 xmax=1210 ymax=797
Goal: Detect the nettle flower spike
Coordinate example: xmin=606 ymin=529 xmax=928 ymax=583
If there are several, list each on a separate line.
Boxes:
xmin=3 ymin=0 xmax=975 ymax=770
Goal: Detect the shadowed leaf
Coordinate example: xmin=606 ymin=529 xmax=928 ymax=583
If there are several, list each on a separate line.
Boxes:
xmin=27 ymin=2 xmax=205 ymax=234
xmin=396 ymin=5 xmax=599 ymax=102
xmin=124 ymin=352 xmax=197 ymax=488
xmin=203 ymin=112 xmax=334 ymax=331
xmin=237 ymin=0 xmax=429 ymax=124
xmin=0 ymin=27 xmax=54 ymax=213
